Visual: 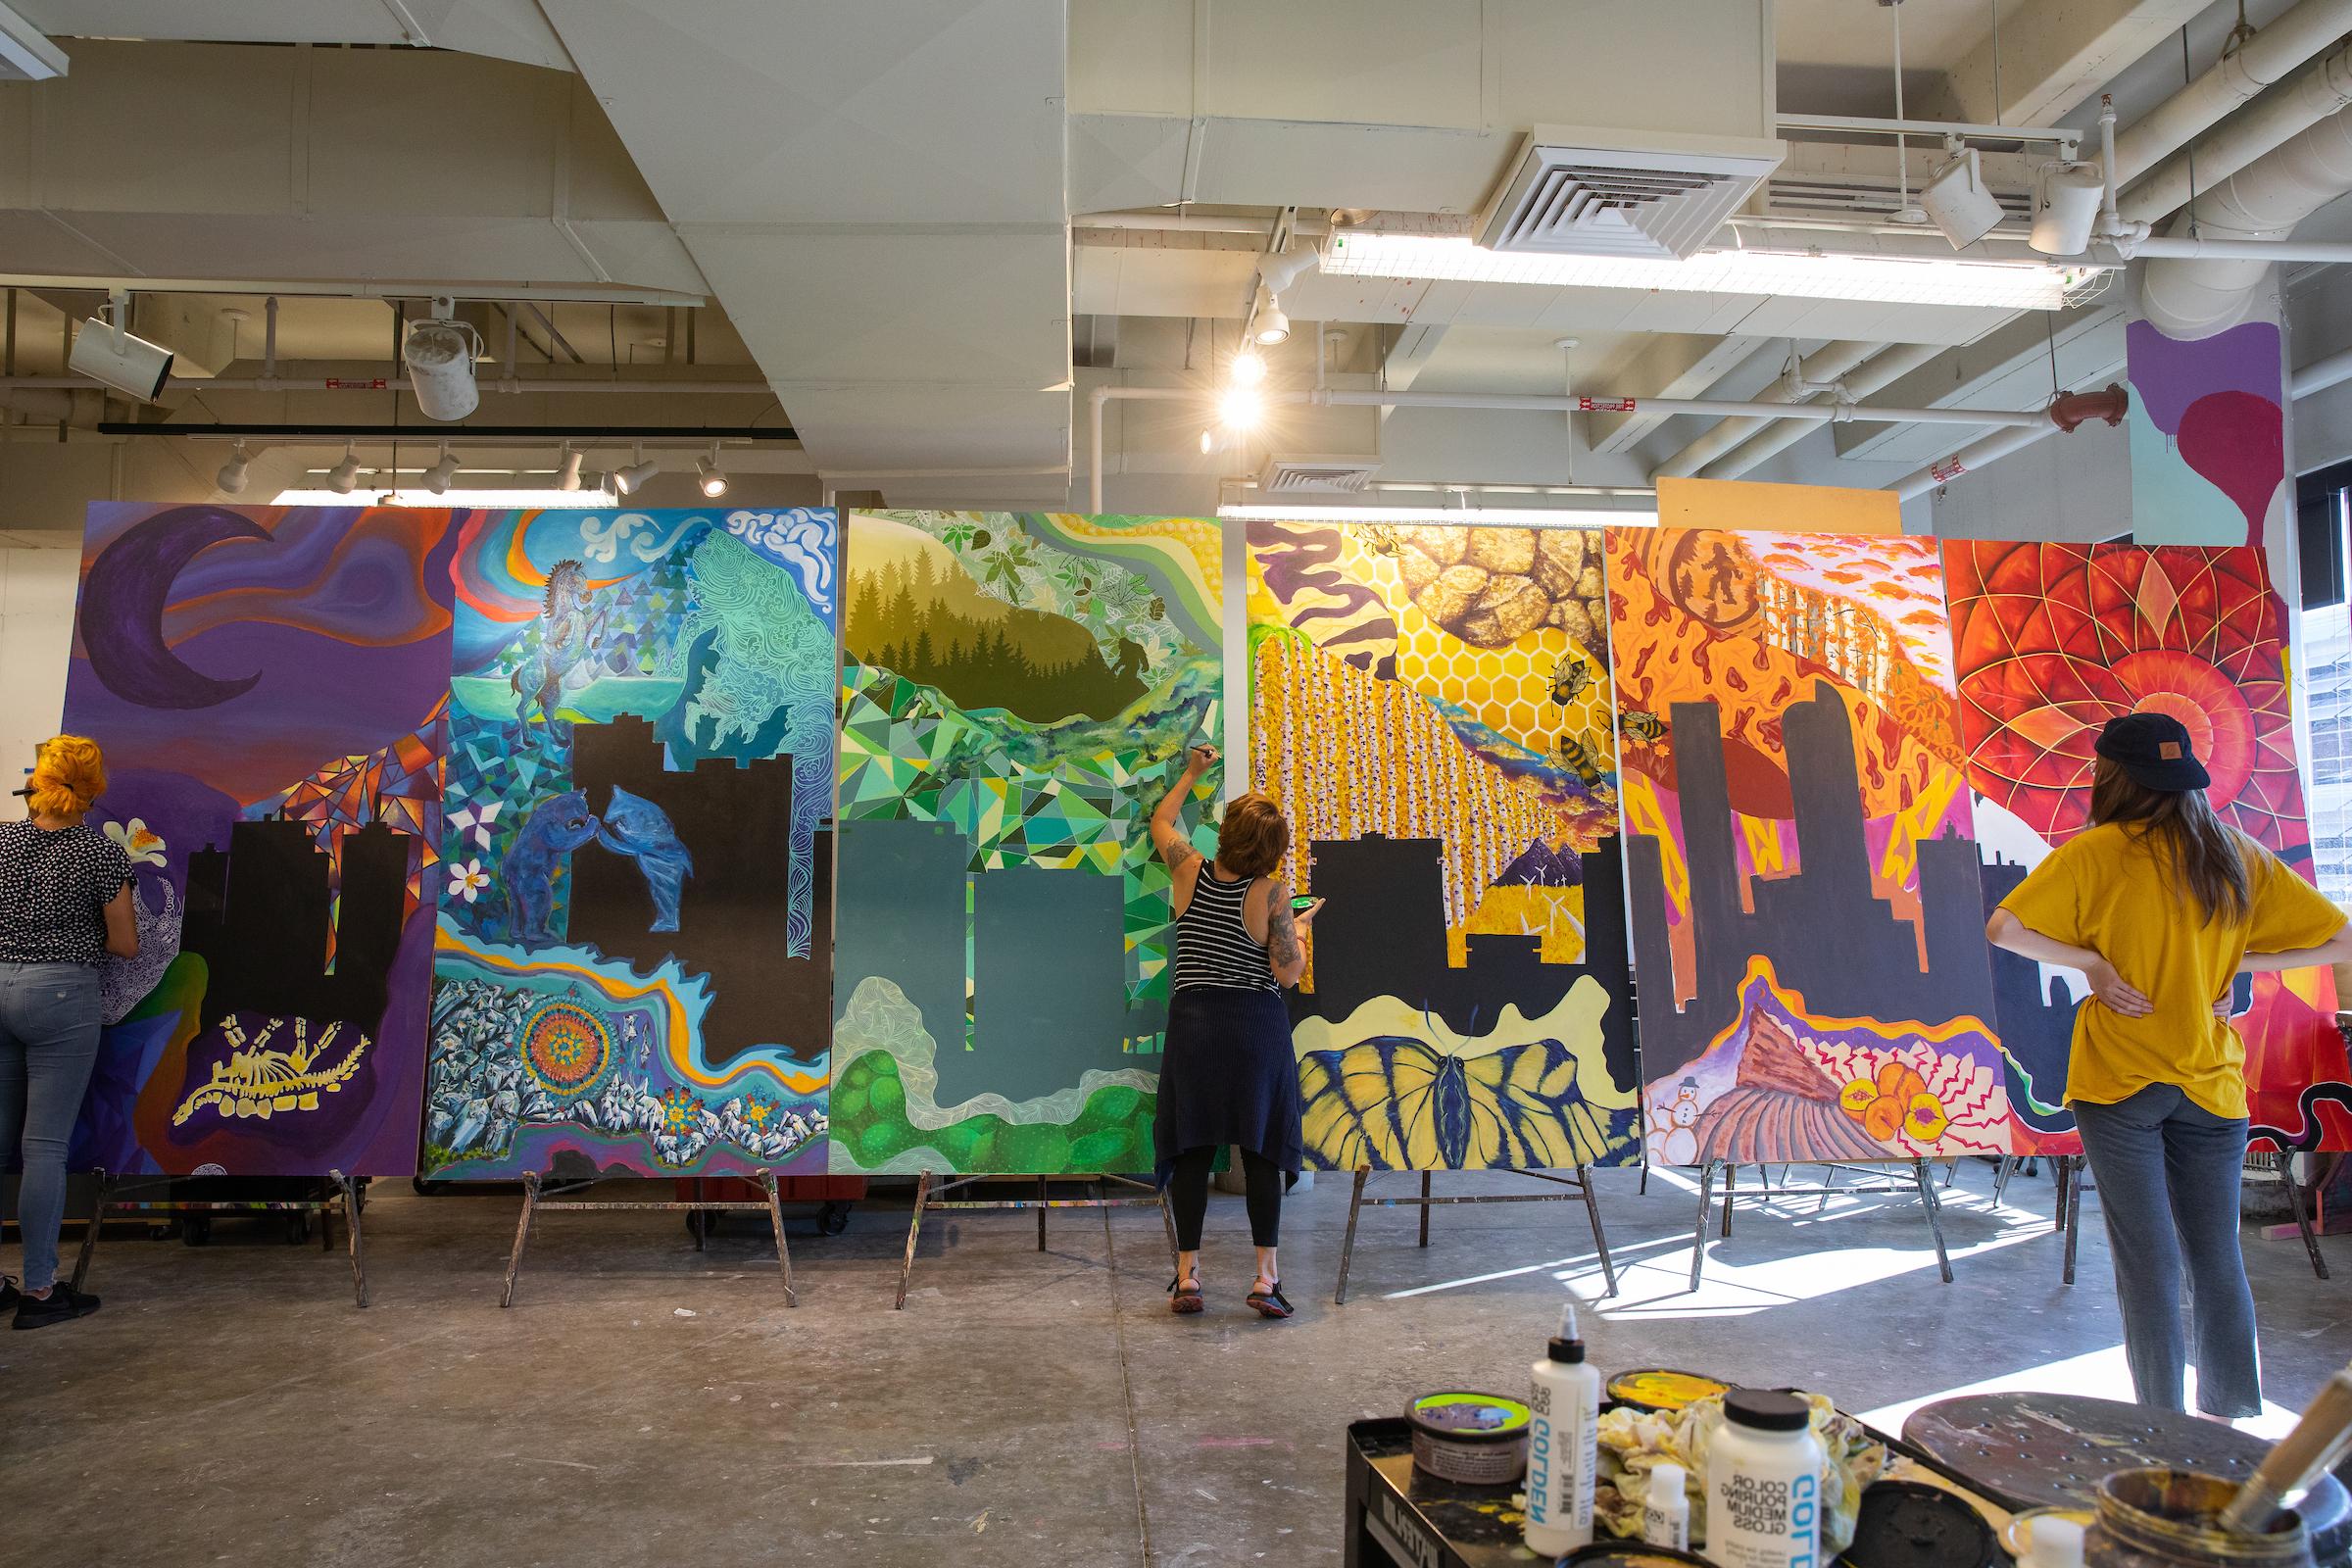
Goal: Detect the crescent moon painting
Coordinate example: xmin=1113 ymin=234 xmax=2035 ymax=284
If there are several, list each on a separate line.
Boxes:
xmin=58 ymin=501 xmax=460 ymax=1179
xmin=77 ymin=506 xmax=270 ymax=710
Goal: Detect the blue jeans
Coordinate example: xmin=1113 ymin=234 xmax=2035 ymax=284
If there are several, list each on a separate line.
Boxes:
xmin=2070 ymin=1084 xmax=2261 ymax=1418
xmin=0 ymin=960 xmax=104 ymax=1292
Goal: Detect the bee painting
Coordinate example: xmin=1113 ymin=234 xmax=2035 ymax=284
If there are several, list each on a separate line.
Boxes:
xmin=1551 ymin=734 xmax=1604 ymax=787
xmin=1548 ymin=655 xmax=1593 ymax=708
xmin=1361 ymin=523 xmax=1404 ymax=560
xmin=1620 ymin=710 xmax=1669 ymax=748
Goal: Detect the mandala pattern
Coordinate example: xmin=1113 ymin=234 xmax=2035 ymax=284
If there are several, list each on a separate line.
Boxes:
xmin=519 ymin=999 xmax=614 ymax=1098
xmin=1943 ymin=541 xmax=2304 ymax=848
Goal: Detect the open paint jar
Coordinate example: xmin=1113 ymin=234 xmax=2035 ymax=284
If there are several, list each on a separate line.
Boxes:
xmin=1406 ymin=1392 xmax=1533 ymax=1486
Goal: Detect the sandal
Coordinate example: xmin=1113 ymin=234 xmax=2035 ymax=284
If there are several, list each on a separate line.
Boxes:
xmin=1168 ymin=1273 xmax=1204 ymax=1314
xmin=1245 ymin=1277 xmax=1293 ymax=1319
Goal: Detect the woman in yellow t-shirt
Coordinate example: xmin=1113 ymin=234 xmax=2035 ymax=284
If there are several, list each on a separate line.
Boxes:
xmin=1987 ymin=712 xmax=2350 ymax=1420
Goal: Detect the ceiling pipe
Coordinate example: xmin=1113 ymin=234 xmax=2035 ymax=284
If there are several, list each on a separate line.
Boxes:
xmin=2109 ymin=0 xmax=2352 ymax=187
xmin=2295 ymin=342 xmax=2352 ymax=397
xmin=2123 ymin=37 xmax=2352 ymax=223
xmin=1887 ymin=385 xmax=2128 ymax=499
xmin=0 ymin=375 xmax=769 ymax=396
xmin=1650 ymin=340 xmax=1881 ymax=480
xmin=1693 ymin=341 xmax=1946 ymax=481
xmin=2140 ymin=106 xmax=2352 ymax=338
xmin=1085 ymin=382 xmax=2044 ymax=513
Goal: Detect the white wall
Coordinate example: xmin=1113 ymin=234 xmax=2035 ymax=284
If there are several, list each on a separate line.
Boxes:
xmin=0 ymin=547 xmax=80 ymax=783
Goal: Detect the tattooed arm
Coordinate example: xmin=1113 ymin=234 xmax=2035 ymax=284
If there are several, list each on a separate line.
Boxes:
xmin=1151 ymin=744 xmax=1216 ymax=875
xmin=1264 ymin=879 xmax=1321 ymax=987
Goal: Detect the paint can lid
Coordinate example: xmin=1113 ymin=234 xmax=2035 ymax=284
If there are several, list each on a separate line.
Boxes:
xmin=1843 ymin=1482 xmax=2002 ymax=1568
xmin=1724 ymin=1388 xmax=1810 ymax=1433
xmin=1407 ymin=1391 xmax=1532 ymax=1444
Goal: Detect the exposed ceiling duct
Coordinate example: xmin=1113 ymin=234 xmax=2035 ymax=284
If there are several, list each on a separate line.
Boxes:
xmin=2107 ymin=0 xmax=2352 ymax=188
xmin=2140 ymin=105 xmax=2352 ymax=337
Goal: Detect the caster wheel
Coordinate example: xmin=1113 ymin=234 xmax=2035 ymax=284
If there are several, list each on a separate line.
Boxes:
xmin=180 ymin=1216 xmax=213 ymax=1247
xmin=686 ymin=1212 xmax=724 ymax=1242
xmin=287 ymin=1213 xmax=313 ymax=1245
xmin=816 ymin=1201 xmax=852 ymax=1238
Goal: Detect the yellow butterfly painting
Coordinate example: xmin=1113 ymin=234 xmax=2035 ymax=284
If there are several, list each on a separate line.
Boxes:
xmin=1295 ymin=988 xmax=1640 ymax=1171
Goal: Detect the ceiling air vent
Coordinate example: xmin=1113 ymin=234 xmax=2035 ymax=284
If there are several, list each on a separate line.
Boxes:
xmin=1476 ymin=125 xmax=1788 ymax=261
xmin=1258 ymin=456 xmax=1381 ymax=495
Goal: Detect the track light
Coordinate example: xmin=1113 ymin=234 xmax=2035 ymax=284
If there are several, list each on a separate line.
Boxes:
xmin=1230 ymin=349 xmax=1268 ymax=387
xmin=1251 ymin=283 xmax=1291 ymax=346
xmin=401 ymin=296 xmax=482 ymax=422
xmin=612 ymin=451 xmax=662 ymax=496
xmin=1217 ymin=385 xmax=1264 ymax=430
xmin=696 ymin=446 xmax=730 ymax=499
xmin=2030 ymin=160 xmax=2106 ymax=257
xmin=422 ymin=445 xmax=461 ymax=495
xmin=216 ymin=441 xmax=251 ymax=495
xmin=554 ymin=443 xmax=584 ymax=492
xmin=326 ymin=444 xmax=362 ymax=495
xmin=1920 ymin=145 xmax=2007 ymax=250
xmin=72 ymin=291 xmax=174 ymax=403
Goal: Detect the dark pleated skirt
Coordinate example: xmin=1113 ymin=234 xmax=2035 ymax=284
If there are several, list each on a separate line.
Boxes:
xmin=1153 ymin=984 xmax=1303 ymax=1179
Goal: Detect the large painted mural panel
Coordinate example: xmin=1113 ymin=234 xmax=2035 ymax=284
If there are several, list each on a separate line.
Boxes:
xmin=1250 ymin=522 xmax=1640 ymax=1170
xmin=1609 ymin=529 xmax=2009 ymax=1165
xmin=828 ymin=511 xmax=1223 ymax=1175
xmin=63 ymin=504 xmax=454 ymax=1176
xmin=424 ymin=508 xmax=837 ymax=1178
xmin=1945 ymin=539 xmax=2350 ymax=1152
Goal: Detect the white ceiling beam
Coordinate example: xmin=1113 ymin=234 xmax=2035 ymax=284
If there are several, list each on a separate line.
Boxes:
xmin=13 ymin=0 xmax=572 ymax=70
xmin=1583 ymin=333 xmax=1769 ymax=453
xmin=1916 ymin=0 xmax=2208 ymax=127
xmin=0 ymin=42 xmax=705 ymax=299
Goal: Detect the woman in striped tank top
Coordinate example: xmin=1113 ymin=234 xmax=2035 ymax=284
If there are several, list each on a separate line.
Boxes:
xmin=1149 ymin=744 xmax=1321 ymax=1319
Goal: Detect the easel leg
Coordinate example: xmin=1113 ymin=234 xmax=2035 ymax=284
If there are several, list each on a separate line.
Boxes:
xmin=68 ymin=1170 xmax=110 ymax=1293
xmin=1334 ymin=1166 xmax=1369 ymax=1305
xmin=895 ymin=1170 xmax=932 ymax=1310
xmin=690 ymin=1177 xmax=707 ymax=1250
xmin=1721 ymin=1164 xmax=1736 ymax=1238
xmin=2283 ymin=1156 xmax=2330 ymax=1282
xmin=2053 ymin=1154 xmax=2071 ymax=1232
xmin=500 ymin=1170 xmax=541 ymax=1308
xmin=1913 ymin=1159 xmax=1953 ymax=1284
xmin=335 ymin=1170 xmax=369 ymax=1308
xmin=2062 ymin=1155 xmax=2083 ymax=1286
xmin=1992 ymin=1154 xmax=2016 ymax=1208
xmin=762 ymin=1168 xmax=798 ymax=1307
xmin=1690 ymin=1162 xmax=1718 ymax=1292
xmin=1639 ymin=1160 xmax=1649 ymax=1197
xmin=1417 ymin=1171 xmax=1432 ymax=1249
xmin=1037 ymin=1174 xmax=1049 ymax=1252
xmin=1577 ymin=1164 xmax=1619 ymax=1299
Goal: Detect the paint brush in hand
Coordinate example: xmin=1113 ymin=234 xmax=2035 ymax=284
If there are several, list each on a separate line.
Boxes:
xmin=2219 ymin=1363 xmax=2352 ymax=1536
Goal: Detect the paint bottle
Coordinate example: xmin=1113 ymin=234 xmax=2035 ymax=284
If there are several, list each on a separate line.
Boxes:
xmin=1644 ymin=1462 xmax=1692 ymax=1551
xmin=1526 ymin=1303 xmax=1601 ymax=1557
xmin=1705 ymin=1390 xmax=1826 ymax=1568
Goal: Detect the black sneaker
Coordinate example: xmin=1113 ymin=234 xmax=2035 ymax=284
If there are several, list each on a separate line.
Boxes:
xmin=0 ymin=1276 xmax=18 ymax=1314
xmin=14 ymin=1281 xmax=100 ymax=1330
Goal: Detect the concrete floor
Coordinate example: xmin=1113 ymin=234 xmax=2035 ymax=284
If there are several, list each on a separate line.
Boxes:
xmin=2 ymin=1163 xmax=2345 ymax=1568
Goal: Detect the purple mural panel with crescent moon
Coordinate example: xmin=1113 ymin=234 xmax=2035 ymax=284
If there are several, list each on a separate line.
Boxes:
xmin=59 ymin=503 xmax=458 ymax=1176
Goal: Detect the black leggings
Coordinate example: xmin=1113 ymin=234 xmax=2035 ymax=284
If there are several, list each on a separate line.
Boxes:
xmin=1167 ymin=1146 xmax=1282 ymax=1250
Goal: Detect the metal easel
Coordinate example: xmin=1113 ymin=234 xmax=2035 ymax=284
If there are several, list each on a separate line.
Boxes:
xmin=894 ymin=1171 xmax=1177 ymax=1308
xmin=500 ymin=1167 xmax=797 ymax=1307
xmin=1331 ymin=1166 xmax=1620 ymax=1305
xmin=1687 ymin=1158 xmax=1952 ymax=1290
xmin=68 ymin=1167 xmax=371 ymax=1306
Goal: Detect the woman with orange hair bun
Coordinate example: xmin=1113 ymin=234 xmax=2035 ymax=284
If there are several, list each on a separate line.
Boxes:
xmin=0 ymin=734 xmax=137 ymax=1330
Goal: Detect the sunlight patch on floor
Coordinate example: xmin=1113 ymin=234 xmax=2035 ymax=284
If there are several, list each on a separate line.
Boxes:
xmin=1856 ymin=1345 xmax=2304 ymax=1441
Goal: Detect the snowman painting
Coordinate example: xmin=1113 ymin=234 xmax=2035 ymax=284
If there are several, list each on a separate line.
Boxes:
xmin=1647 ymin=1076 xmax=1703 ymax=1166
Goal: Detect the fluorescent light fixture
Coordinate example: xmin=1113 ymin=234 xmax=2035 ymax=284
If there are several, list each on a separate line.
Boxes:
xmin=1216 ymin=503 xmax=1657 ymax=527
xmin=1322 ymin=230 xmax=2100 ymax=311
xmin=272 ymin=487 xmax=616 ymax=509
